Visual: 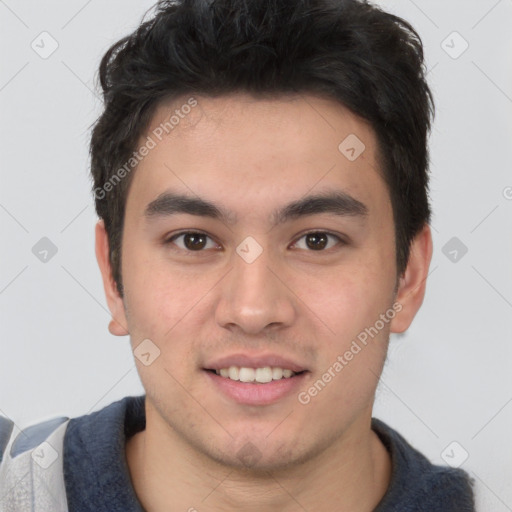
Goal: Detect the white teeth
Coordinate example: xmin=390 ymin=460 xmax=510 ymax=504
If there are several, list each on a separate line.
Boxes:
xmin=272 ymin=367 xmax=283 ymax=379
xmin=239 ymin=367 xmax=255 ymax=382
xmin=214 ymin=366 xmax=298 ymax=383
xmin=255 ymin=367 xmax=273 ymax=383
xmin=228 ymin=366 xmax=240 ymax=381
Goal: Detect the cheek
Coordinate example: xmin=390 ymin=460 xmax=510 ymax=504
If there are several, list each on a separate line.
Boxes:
xmin=122 ymin=247 xmax=218 ymax=371
xmin=125 ymin=276 xmax=190 ymax=342
xmin=122 ymin=260 xmax=203 ymax=393
xmin=121 ymin=241 xmax=185 ymax=339
xmin=305 ymin=262 xmax=393 ymax=343
xmin=299 ymin=268 xmax=393 ymax=415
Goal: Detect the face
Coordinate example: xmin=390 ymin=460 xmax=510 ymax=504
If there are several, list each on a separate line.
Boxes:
xmin=97 ymin=93 xmax=430 ymax=471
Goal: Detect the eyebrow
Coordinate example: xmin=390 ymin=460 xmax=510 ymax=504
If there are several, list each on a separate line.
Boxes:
xmin=144 ymin=190 xmax=368 ymax=227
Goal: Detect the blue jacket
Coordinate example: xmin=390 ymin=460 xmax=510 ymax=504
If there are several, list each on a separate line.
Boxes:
xmin=0 ymin=395 xmax=476 ymax=511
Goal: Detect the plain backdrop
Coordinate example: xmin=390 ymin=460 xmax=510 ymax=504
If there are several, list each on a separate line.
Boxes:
xmin=1 ymin=0 xmax=511 ymax=510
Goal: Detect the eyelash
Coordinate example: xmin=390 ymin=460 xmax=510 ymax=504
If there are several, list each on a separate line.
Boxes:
xmin=163 ymin=230 xmax=346 ymax=254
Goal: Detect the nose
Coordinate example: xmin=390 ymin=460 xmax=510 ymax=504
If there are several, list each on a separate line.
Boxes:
xmin=214 ymin=242 xmax=297 ymax=335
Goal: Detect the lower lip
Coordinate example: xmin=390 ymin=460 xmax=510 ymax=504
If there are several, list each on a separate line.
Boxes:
xmin=204 ymin=370 xmax=308 ymax=406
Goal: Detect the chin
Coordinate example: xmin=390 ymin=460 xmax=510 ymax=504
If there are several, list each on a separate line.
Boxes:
xmin=195 ymin=432 xmax=323 ymax=474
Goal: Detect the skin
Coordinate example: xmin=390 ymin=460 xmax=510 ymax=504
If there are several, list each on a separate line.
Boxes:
xmin=96 ymin=93 xmax=432 ymax=511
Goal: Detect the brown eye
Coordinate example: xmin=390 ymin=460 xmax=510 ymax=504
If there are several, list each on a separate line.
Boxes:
xmin=166 ymin=232 xmax=218 ymax=252
xmin=293 ymin=232 xmax=343 ymax=251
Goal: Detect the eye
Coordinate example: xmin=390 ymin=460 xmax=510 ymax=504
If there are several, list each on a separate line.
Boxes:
xmin=292 ymin=231 xmax=344 ymax=252
xmin=164 ymin=230 xmax=345 ymax=253
xmin=165 ymin=231 xmax=220 ymax=252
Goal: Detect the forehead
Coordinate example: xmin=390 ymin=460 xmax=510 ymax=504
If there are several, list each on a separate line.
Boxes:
xmin=146 ymin=92 xmax=378 ymax=156
xmin=125 ymin=93 xmax=390 ymax=225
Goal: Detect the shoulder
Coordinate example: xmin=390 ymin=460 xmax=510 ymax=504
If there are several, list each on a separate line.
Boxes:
xmin=0 ymin=396 xmax=145 ymax=512
xmin=422 ymin=464 xmax=476 ymax=510
xmin=372 ymin=417 xmax=476 ymax=512
xmin=0 ymin=414 xmax=70 ymax=512
xmin=63 ymin=395 xmax=146 ymax=511
xmin=0 ymin=415 xmax=69 ymax=460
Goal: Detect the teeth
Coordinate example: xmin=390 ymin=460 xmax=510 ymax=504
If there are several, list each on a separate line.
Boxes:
xmin=272 ymin=367 xmax=283 ymax=379
xmin=214 ymin=366 xmax=298 ymax=383
xmin=228 ymin=366 xmax=239 ymax=381
xmin=255 ymin=367 xmax=273 ymax=383
xmin=239 ymin=367 xmax=255 ymax=382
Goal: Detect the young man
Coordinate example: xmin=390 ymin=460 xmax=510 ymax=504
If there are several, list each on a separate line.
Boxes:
xmin=0 ymin=0 xmax=477 ymax=510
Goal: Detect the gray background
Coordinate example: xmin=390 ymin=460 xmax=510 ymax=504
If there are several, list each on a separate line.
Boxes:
xmin=1 ymin=0 xmax=511 ymax=510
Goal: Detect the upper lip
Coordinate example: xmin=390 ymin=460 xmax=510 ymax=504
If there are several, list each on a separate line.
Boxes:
xmin=203 ymin=353 xmax=308 ymax=373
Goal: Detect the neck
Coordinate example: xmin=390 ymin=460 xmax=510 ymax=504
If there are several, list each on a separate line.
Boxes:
xmin=126 ymin=405 xmax=392 ymax=512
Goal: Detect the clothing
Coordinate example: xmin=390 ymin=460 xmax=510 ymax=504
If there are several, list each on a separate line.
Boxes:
xmin=0 ymin=395 xmax=476 ymax=511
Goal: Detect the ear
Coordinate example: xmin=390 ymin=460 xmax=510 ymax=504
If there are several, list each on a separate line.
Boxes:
xmin=95 ymin=219 xmax=130 ymax=336
xmin=390 ymin=224 xmax=433 ymax=334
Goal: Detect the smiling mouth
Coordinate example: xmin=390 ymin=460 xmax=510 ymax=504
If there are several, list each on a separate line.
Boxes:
xmin=205 ymin=366 xmax=307 ymax=384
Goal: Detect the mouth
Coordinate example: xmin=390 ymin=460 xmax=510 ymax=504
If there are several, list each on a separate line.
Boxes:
xmin=204 ymin=366 xmax=307 ymax=383
xmin=202 ymin=356 xmax=310 ymax=405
